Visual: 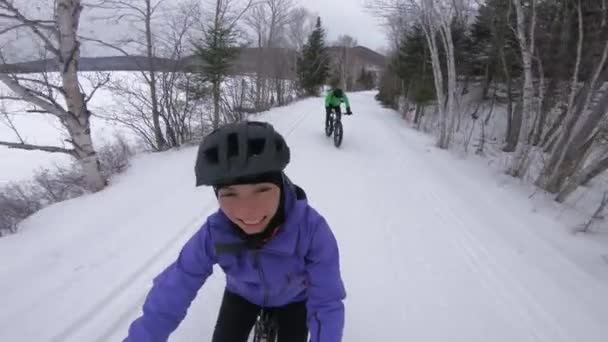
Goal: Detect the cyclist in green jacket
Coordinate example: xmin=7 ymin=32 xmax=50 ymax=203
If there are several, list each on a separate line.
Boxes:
xmin=325 ymin=88 xmax=352 ymax=129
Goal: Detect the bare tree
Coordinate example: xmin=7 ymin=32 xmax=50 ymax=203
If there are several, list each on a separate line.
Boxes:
xmin=537 ymin=6 xmax=608 ymax=192
xmin=556 ymin=128 xmax=608 ymax=203
xmin=506 ymin=0 xmax=537 ymax=178
xmin=367 ymin=0 xmax=464 ymax=149
xmin=246 ymin=2 xmax=271 ymax=110
xmin=85 ymin=0 xmax=206 ymax=150
xmin=86 ymin=0 xmax=171 ymax=150
xmin=0 ymin=0 xmax=106 ymax=191
xmin=414 ymin=0 xmax=460 ymax=149
xmin=286 ymin=7 xmax=316 ymax=51
xmin=332 ymin=34 xmax=358 ymax=90
xmin=245 ymin=0 xmax=295 ymax=109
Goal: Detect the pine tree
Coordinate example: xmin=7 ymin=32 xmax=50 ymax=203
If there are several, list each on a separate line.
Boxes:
xmin=395 ymin=24 xmax=435 ymax=105
xmin=193 ymin=8 xmax=241 ymax=129
xmin=297 ymin=17 xmax=330 ymax=96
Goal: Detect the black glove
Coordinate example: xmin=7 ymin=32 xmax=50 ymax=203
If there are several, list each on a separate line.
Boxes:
xmin=346 ymin=107 xmax=352 ymax=115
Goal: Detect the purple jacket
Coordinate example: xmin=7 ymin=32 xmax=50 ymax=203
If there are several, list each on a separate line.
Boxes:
xmin=125 ymin=180 xmax=346 ymax=341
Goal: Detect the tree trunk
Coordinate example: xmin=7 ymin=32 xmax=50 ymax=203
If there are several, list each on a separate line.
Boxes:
xmin=536 ymin=1 xmax=573 ymax=146
xmin=213 ymin=78 xmax=221 ymax=128
xmin=504 ymin=100 xmax=523 ymax=153
xmin=478 ymin=90 xmax=498 ymax=155
xmin=541 ymin=105 xmax=567 ymax=150
xmin=421 ymin=17 xmax=447 ymax=149
xmin=538 ymin=37 xmax=608 ymax=190
xmin=553 ymin=137 xmax=599 ymax=202
xmin=57 ymin=0 xmax=105 ymax=191
xmin=145 ymin=0 xmax=166 ymax=151
xmin=545 ymin=91 xmax=608 ymax=192
xmin=441 ymin=21 xmax=458 ymax=146
xmin=557 ymin=149 xmax=608 ymax=202
xmin=538 ymin=0 xmax=584 ymax=179
xmin=212 ymin=0 xmax=222 ymax=128
xmin=508 ymin=0 xmax=536 ymax=178
xmin=582 ymin=156 xmax=608 ymax=186
xmin=532 ymin=52 xmax=548 ymax=146
xmin=414 ymin=104 xmax=423 ymax=125
xmin=500 ymin=44 xmax=517 ymax=152
xmin=481 ymin=63 xmax=492 ymax=100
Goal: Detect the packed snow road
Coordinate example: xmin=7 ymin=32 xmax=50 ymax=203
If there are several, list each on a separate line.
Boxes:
xmin=1 ymin=92 xmax=607 ymax=341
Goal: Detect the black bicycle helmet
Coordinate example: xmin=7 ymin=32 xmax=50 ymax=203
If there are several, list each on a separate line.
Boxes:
xmin=333 ymin=88 xmax=344 ymax=98
xmin=195 ymin=121 xmax=290 ymax=186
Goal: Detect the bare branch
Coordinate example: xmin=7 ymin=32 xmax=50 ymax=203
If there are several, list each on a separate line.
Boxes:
xmin=25 ymin=109 xmax=54 ymax=114
xmin=0 ymin=95 xmax=26 ymax=101
xmin=85 ymin=73 xmax=111 ymax=104
xmin=11 ymin=76 xmax=65 ymax=95
xmin=0 ymin=110 xmax=25 ymax=143
xmin=0 ymin=73 xmax=69 ymax=118
xmin=0 ymin=140 xmax=76 ymax=156
xmin=87 ymin=0 xmax=148 ymax=17
xmin=78 ymin=36 xmax=152 ymax=84
xmin=227 ymin=0 xmax=256 ymax=31
xmin=0 ymin=23 xmax=27 ymax=35
xmin=151 ymin=0 xmax=169 ymax=15
xmin=0 ymin=0 xmax=60 ymax=56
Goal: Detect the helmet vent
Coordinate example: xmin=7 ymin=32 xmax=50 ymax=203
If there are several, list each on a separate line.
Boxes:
xmin=204 ymin=147 xmax=219 ymax=164
xmin=249 ymin=138 xmax=265 ymax=156
xmin=227 ymin=133 xmax=239 ymax=158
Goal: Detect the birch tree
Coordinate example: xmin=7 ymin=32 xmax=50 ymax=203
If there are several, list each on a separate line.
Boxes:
xmin=367 ymin=0 xmax=461 ymax=149
xmin=507 ymin=0 xmax=537 ymax=177
xmin=0 ymin=0 xmax=106 ymax=191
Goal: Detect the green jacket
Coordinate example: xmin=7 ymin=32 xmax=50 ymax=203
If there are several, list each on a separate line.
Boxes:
xmin=325 ymin=89 xmax=350 ymax=108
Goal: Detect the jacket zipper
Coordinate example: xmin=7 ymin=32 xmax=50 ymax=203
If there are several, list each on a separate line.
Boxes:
xmin=253 ymin=250 xmax=268 ymax=307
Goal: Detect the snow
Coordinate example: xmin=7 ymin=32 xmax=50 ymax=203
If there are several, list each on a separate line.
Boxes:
xmin=1 ymin=92 xmax=608 ymax=341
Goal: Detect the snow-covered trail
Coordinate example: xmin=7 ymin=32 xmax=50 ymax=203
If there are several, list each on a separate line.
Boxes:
xmin=1 ymin=92 xmax=607 ymax=342
xmin=279 ymin=92 xmax=608 ymax=342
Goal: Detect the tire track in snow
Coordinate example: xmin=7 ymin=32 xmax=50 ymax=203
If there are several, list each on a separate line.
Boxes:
xmin=277 ymin=109 xmax=310 ymax=137
xmin=399 ymin=127 xmax=604 ymax=340
xmin=422 ymin=185 xmax=558 ymax=342
xmin=51 ymin=202 xmax=217 ymax=342
xmin=382 ymin=117 xmax=584 ymax=341
xmin=352 ymin=104 xmax=566 ymax=341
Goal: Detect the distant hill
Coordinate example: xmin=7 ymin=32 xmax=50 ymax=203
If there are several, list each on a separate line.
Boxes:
xmin=0 ymin=46 xmax=386 ymax=75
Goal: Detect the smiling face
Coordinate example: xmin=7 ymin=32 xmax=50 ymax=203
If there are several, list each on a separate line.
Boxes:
xmin=217 ymin=183 xmax=281 ymax=235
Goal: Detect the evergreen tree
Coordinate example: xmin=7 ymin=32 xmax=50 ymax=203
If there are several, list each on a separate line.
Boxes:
xmin=193 ymin=8 xmax=241 ymax=129
xmin=395 ymin=24 xmax=435 ymax=106
xmin=297 ymin=17 xmax=330 ymax=96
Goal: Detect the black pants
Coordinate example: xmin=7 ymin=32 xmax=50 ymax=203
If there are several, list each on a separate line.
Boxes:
xmin=326 ymin=105 xmax=342 ymax=127
xmin=212 ymin=290 xmax=308 ymax=342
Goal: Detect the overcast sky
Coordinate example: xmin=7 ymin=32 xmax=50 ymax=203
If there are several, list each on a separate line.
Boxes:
xmin=295 ymin=0 xmax=387 ymax=51
xmin=1 ymin=0 xmax=388 ymax=62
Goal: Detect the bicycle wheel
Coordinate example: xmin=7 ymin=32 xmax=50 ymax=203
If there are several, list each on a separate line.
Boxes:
xmin=253 ymin=311 xmax=278 ymax=342
xmin=333 ymin=120 xmax=343 ymax=147
xmin=325 ymin=117 xmax=333 ymax=137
